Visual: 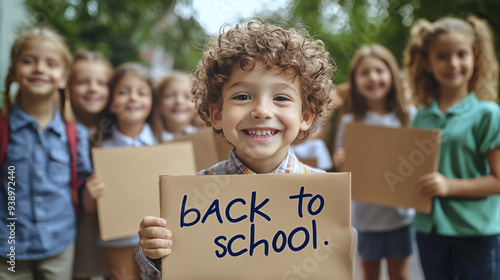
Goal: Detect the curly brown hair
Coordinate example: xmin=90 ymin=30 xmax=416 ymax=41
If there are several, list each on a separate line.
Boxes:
xmin=404 ymin=16 xmax=499 ymax=105
xmin=193 ymin=18 xmax=336 ymax=138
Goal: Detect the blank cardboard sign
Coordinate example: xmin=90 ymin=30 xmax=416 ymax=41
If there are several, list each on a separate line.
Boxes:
xmin=174 ymin=127 xmax=233 ymax=172
xmin=92 ymin=142 xmax=196 ymax=241
xmin=160 ymin=173 xmax=354 ymax=280
xmin=343 ymin=123 xmax=441 ymax=213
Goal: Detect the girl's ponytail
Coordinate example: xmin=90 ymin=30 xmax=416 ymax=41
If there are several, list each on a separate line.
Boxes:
xmin=406 ymin=15 xmax=499 ymax=104
xmin=61 ymin=88 xmax=76 ymax=123
xmin=467 ymin=16 xmax=499 ymax=102
xmin=404 ymin=19 xmax=435 ymax=106
xmin=58 ymin=89 xmax=68 ymax=123
xmin=3 ymin=72 xmax=12 ymax=117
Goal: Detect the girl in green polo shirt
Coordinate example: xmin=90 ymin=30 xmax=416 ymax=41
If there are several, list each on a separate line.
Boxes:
xmin=405 ymin=16 xmax=500 ymax=279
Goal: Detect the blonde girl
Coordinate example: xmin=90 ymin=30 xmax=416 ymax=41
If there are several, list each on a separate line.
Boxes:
xmin=69 ymin=49 xmax=113 ymax=144
xmin=404 ymin=16 xmax=500 ymax=279
xmin=84 ymin=63 xmax=157 ymax=279
xmin=69 ymin=49 xmax=113 ymax=280
xmin=152 ymin=71 xmax=197 ymax=142
xmin=0 ymin=26 xmax=92 ymax=279
xmin=334 ymin=44 xmax=415 ymax=280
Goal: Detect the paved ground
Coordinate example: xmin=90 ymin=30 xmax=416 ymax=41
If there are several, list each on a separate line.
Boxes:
xmin=354 ymin=251 xmax=424 ymax=280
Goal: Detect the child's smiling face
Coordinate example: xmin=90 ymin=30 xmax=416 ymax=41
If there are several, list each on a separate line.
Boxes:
xmin=426 ymin=32 xmax=475 ymax=95
xmin=209 ymin=61 xmax=314 ymax=173
xmin=354 ymin=55 xmax=392 ymax=106
xmin=160 ymin=79 xmax=195 ymax=132
xmin=110 ymin=73 xmax=153 ymax=125
xmin=70 ymin=61 xmax=111 ymax=115
xmin=13 ymin=38 xmax=67 ymax=99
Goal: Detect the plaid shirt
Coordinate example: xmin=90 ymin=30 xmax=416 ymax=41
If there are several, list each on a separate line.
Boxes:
xmin=135 ymin=147 xmax=323 ymax=280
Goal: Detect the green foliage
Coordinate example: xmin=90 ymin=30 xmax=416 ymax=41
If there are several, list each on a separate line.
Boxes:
xmin=263 ymin=0 xmax=500 ymax=84
xmin=24 ymin=0 xmax=206 ymax=69
xmin=21 ymin=0 xmax=500 ymax=83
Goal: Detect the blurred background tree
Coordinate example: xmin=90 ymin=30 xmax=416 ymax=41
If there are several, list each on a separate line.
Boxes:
xmin=20 ymin=0 xmax=499 ymax=84
xmin=265 ymin=0 xmax=500 ymax=83
xmin=2 ymin=0 xmax=497 ymax=152
xmin=24 ymin=0 xmax=206 ymax=70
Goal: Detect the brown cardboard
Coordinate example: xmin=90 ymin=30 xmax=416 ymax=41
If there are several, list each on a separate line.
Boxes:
xmin=173 ymin=128 xmax=219 ymax=171
xmin=174 ymin=127 xmax=233 ymax=171
xmin=160 ymin=173 xmax=353 ymax=280
xmin=343 ymin=123 xmax=441 ymax=213
xmin=298 ymin=158 xmax=318 ymax=168
xmin=92 ymin=142 xmax=196 ymax=241
xmin=213 ymin=133 xmax=233 ymax=162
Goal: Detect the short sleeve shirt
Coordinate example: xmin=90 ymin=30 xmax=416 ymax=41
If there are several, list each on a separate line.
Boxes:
xmin=412 ymin=92 xmax=500 ymax=236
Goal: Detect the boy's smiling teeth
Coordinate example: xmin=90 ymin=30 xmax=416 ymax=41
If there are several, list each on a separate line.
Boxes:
xmin=244 ymin=129 xmax=277 ymax=137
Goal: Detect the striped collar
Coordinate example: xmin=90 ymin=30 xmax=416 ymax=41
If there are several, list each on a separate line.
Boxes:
xmin=200 ymin=147 xmax=323 ymax=175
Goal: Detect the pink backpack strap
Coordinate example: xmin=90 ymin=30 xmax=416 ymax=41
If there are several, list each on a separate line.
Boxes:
xmin=0 ymin=116 xmax=8 ymax=168
xmin=65 ymin=122 xmax=82 ymax=216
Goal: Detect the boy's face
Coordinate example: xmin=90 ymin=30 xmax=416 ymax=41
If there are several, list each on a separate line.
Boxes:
xmin=210 ymin=61 xmax=314 ymax=172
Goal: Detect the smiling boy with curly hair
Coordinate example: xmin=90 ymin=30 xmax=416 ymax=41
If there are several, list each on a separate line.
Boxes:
xmin=135 ymin=18 xmax=336 ymax=279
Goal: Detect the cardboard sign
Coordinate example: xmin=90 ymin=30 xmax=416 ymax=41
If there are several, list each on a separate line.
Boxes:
xmin=343 ymin=123 xmax=441 ymax=213
xmin=92 ymin=142 xmax=196 ymax=241
xmin=174 ymin=127 xmax=233 ymax=171
xmin=213 ymin=133 xmax=233 ymax=163
xmin=298 ymin=158 xmax=318 ymax=168
xmin=160 ymin=173 xmax=354 ymax=280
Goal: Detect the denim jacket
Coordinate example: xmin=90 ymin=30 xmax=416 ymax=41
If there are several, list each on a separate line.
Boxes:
xmin=0 ymin=106 xmax=92 ymax=259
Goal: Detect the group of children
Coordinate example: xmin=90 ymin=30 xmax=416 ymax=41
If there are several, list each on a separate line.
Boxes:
xmin=0 ymin=27 xmax=200 ymax=279
xmin=0 ymin=14 xmax=499 ymax=280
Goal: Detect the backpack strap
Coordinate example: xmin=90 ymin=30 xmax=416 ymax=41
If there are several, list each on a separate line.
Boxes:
xmin=65 ymin=122 xmax=83 ymax=216
xmin=0 ymin=117 xmax=82 ymax=215
xmin=0 ymin=116 xmax=8 ymax=168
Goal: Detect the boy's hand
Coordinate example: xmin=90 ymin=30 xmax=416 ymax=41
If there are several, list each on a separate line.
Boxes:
xmin=139 ymin=216 xmax=172 ymax=260
xmin=86 ymin=173 xmax=105 ymax=199
xmin=417 ymin=172 xmax=450 ymax=198
xmin=333 ymin=148 xmax=345 ymax=171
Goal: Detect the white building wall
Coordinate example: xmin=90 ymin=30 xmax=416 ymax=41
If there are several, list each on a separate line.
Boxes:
xmin=0 ymin=0 xmax=30 ymax=103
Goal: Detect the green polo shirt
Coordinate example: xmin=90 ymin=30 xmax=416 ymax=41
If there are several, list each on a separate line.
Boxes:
xmin=412 ymin=92 xmax=500 ymax=236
